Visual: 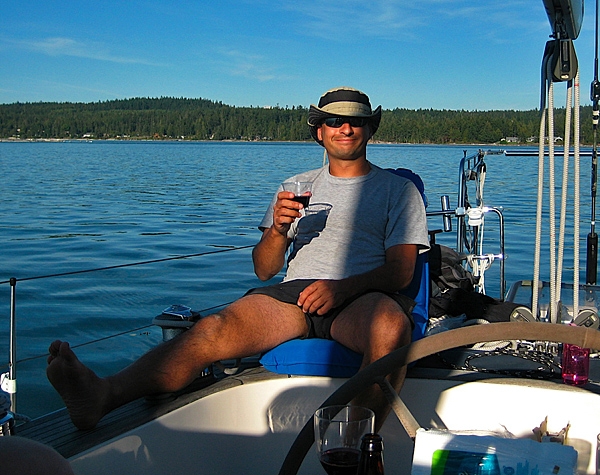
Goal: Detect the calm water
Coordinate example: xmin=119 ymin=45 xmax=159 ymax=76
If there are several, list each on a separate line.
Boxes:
xmin=0 ymin=141 xmax=592 ymax=419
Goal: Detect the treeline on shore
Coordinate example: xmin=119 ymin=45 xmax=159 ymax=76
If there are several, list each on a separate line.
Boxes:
xmin=0 ymin=96 xmax=592 ymax=144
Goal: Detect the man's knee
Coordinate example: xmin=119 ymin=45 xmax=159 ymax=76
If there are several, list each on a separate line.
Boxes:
xmin=0 ymin=436 xmax=74 ymax=475
xmin=376 ymin=315 xmax=411 ymax=348
xmin=368 ymin=295 xmax=412 ymax=347
xmin=368 ymin=293 xmax=409 ymax=322
xmin=333 ymin=293 xmax=411 ymax=354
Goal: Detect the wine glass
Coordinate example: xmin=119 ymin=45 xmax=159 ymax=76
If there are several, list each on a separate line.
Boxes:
xmin=282 ymin=181 xmax=312 ymax=209
xmin=314 ymin=405 xmax=375 ymax=475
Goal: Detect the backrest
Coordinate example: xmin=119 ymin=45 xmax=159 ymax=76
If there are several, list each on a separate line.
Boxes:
xmin=387 ymin=168 xmax=429 ymax=341
xmin=402 ymin=252 xmax=430 ymax=341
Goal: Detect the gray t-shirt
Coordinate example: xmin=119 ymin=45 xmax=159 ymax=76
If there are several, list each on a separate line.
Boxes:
xmin=259 ymin=163 xmax=429 ymax=282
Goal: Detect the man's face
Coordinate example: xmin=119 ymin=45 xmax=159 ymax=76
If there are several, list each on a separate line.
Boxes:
xmin=317 ymin=117 xmax=371 ymax=162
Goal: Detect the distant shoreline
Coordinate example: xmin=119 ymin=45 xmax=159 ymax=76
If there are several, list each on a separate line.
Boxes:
xmin=0 ymin=137 xmax=542 ymax=147
xmin=2 ymin=97 xmax=590 ymax=144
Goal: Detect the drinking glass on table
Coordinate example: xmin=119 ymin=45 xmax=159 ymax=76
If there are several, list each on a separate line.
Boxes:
xmin=282 ymin=181 xmax=312 ymax=209
xmin=562 ymin=342 xmax=590 ymax=385
xmin=314 ymin=405 xmax=375 ymax=475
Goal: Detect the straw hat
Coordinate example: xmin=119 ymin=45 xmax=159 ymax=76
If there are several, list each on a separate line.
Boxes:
xmin=307 ymin=87 xmax=382 ymax=145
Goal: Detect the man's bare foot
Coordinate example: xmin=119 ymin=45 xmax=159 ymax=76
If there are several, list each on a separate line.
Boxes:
xmin=46 ymin=340 xmax=110 ymax=430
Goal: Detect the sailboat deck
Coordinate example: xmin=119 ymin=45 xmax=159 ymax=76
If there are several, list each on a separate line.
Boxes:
xmin=15 ymin=357 xmax=600 ymax=463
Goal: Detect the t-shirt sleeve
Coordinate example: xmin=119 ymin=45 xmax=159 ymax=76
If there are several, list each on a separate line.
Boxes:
xmin=384 ymin=180 xmax=429 ymax=252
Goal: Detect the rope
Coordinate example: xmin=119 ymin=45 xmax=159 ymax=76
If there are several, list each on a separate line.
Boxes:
xmin=532 ymin=105 xmax=547 ymax=318
xmin=440 ymin=346 xmax=561 ymax=380
xmin=555 ymin=75 xmax=581 ymax=320
xmin=0 ymin=245 xmax=255 ymax=285
xmin=574 ymin=72 xmax=581 ymax=315
xmin=556 ymin=82 xmax=572 ymax=301
xmin=467 ymin=253 xmax=496 ymax=294
xmin=548 ymin=83 xmax=557 ymax=323
xmin=462 ymin=159 xmax=497 ymax=296
xmin=0 ymin=300 xmax=235 ymax=373
xmin=475 ymin=164 xmax=487 ymax=293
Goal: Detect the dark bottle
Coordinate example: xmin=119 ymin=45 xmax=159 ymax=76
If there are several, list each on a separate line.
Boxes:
xmin=357 ymin=433 xmax=384 ymax=475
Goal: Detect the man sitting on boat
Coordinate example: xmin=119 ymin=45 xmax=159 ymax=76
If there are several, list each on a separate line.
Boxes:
xmin=46 ymin=87 xmax=430 ymax=430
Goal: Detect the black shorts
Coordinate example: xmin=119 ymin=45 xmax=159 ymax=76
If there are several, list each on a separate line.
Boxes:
xmin=246 ymin=279 xmax=415 ymax=340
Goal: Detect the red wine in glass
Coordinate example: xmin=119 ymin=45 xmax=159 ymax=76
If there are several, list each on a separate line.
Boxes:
xmin=319 ymin=447 xmax=360 ymax=475
xmin=291 ymin=194 xmax=310 ymax=208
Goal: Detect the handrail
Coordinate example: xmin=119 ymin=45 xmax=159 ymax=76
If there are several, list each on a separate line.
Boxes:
xmin=7 ymin=279 xmax=16 ymax=412
xmin=0 ymin=245 xmax=255 ymax=285
xmin=425 ymin=149 xmax=506 ymax=299
xmin=1 ymin=244 xmax=255 ymax=412
xmin=0 ymin=301 xmax=236 ymax=372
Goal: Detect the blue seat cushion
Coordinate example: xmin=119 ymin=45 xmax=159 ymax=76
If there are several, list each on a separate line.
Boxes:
xmin=259 ymin=338 xmax=362 ymax=377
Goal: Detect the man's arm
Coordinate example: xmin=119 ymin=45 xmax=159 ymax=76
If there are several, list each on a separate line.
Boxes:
xmin=296 ymin=243 xmax=418 ymax=315
xmin=252 ymin=190 xmax=305 ymax=281
xmin=252 ymin=227 xmax=290 ymax=281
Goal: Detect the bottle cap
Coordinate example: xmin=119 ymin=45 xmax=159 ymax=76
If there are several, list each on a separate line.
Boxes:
xmin=360 ymin=433 xmax=383 ymax=452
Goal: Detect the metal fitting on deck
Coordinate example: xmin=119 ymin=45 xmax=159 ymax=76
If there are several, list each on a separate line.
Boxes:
xmin=152 ymin=304 xmax=200 ymax=342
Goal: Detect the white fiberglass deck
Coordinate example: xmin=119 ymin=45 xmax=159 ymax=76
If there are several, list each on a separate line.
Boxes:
xmin=68 ymin=371 xmax=600 ymax=475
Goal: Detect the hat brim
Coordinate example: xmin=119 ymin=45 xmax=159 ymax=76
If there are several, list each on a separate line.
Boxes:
xmin=307 ymin=105 xmax=381 ymax=145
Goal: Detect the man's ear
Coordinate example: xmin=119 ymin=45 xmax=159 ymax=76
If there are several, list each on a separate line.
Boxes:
xmin=317 ymin=126 xmax=323 ymax=142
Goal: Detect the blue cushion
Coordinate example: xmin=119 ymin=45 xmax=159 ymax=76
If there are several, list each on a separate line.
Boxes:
xmin=387 ymin=167 xmax=430 ymax=342
xmin=259 ymin=338 xmax=363 ymax=377
xmin=260 ymin=255 xmax=430 ymax=377
xmin=403 ymin=252 xmax=429 ymax=342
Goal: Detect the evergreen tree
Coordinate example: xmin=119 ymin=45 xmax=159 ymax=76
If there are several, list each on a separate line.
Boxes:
xmin=0 ymin=97 xmax=592 ymax=144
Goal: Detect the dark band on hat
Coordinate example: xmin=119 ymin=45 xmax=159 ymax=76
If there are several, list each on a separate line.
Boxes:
xmin=318 ymin=89 xmax=371 ymax=108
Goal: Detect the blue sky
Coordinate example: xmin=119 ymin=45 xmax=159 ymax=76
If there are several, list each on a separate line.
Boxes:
xmin=0 ymin=0 xmax=597 ymax=111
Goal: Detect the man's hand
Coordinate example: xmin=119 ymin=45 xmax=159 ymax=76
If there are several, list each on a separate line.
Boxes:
xmin=294 ymin=244 xmax=418 ymax=314
xmin=272 ymin=190 xmax=306 ymax=235
xmin=297 ymin=279 xmax=351 ymax=315
xmin=253 ymin=190 xmax=309 ymax=281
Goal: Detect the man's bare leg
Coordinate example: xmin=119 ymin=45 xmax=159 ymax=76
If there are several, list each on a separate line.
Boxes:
xmin=47 ymin=294 xmax=308 ymax=430
xmin=330 ymin=292 xmax=411 ymax=430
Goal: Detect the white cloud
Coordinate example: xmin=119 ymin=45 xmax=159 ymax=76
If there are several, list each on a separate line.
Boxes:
xmin=215 ymin=49 xmax=293 ymax=82
xmin=280 ymin=1 xmax=423 ymax=40
xmin=278 ymin=0 xmax=545 ymax=42
xmin=4 ymin=36 xmax=166 ymax=67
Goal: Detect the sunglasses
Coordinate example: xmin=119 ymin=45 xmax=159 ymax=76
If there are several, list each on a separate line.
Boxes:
xmin=322 ymin=117 xmax=369 ymax=128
